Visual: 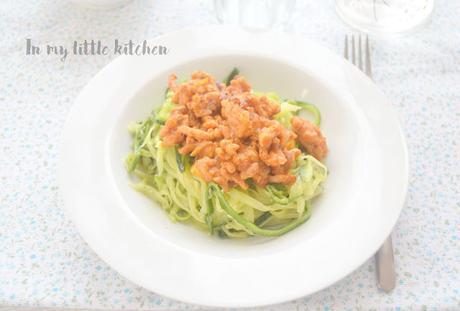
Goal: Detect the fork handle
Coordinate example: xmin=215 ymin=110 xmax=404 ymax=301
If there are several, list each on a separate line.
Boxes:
xmin=375 ymin=236 xmax=396 ymax=292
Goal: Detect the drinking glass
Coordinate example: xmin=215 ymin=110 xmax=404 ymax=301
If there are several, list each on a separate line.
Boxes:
xmin=336 ymin=0 xmax=434 ymax=35
xmin=214 ymin=0 xmax=296 ymax=31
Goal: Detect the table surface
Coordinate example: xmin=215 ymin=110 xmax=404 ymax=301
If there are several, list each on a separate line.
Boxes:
xmin=1 ymin=0 xmax=459 ymax=309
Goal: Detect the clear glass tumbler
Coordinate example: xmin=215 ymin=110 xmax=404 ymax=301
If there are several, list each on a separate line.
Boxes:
xmin=214 ymin=0 xmax=296 ymax=31
xmin=336 ymin=0 xmax=434 ymax=35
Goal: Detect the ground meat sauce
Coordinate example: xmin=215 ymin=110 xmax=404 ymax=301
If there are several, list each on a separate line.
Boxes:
xmin=160 ymin=71 xmax=328 ymax=191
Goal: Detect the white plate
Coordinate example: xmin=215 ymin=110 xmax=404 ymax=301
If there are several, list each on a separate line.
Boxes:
xmin=58 ymin=26 xmax=408 ymax=308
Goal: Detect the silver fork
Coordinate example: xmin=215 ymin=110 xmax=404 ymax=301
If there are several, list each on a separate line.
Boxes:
xmin=344 ymin=34 xmax=396 ymax=293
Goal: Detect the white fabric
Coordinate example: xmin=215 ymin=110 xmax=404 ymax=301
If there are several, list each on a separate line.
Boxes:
xmin=0 ymin=0 xmax=459 ymax=309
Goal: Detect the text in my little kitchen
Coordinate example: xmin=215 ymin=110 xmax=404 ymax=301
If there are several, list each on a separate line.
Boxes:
xmin=25 ymin=39 xmax=169 ymax=62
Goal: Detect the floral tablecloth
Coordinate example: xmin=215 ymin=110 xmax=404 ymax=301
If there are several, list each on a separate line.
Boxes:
xmin=1 ymin=0 xmax=459 ymax=309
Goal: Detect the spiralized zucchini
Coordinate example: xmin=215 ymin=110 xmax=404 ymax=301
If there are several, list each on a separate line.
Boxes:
xmin=125 ymin=89 xmax=328 ymax=238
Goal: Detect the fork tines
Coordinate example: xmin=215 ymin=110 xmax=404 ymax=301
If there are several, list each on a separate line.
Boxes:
xmin=344 ymin=34 xmax=372 ymax=78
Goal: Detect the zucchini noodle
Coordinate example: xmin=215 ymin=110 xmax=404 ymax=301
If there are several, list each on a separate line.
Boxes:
xmin=125 ymin=79 xmax=328 ymax=238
